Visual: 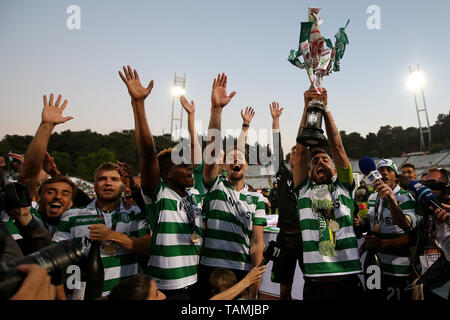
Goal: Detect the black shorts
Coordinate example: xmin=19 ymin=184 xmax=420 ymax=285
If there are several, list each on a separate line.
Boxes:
xmin=383 ymin=274 xmax=411 ymax=301
xmin=303 ymin=275 xmax=365 ymax=300
xmin=271 ymin=231 xmax=303 ymax=285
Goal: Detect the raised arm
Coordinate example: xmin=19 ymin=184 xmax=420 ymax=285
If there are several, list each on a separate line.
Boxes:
xmin=322 ymin=90 xmax=350 ymax=171
xmin=119 ymin=65 xmax=158 ymax=192
xmin=180 ymin=96 xmax=202 ymax=165
xmin=21 ymin=94 xmax=73 ymax=199
xmin=237 ymin=106 xmax=255 ymax=154
xmin=293 ymin=88 xmax=319 ymax=187
xmin=269 ymin=102 xmax=284 ymax=172
xmin=203 ymin=73 xmax=236 ymax=185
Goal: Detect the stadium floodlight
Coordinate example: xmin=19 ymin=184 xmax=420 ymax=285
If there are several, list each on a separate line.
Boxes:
xmin=171 ymin=86 xmax=186 ymax=97
xmin=407 ymin=70 xmax=425 ymax=91
xmin=408 ymin=65 xmax=431 ymax=151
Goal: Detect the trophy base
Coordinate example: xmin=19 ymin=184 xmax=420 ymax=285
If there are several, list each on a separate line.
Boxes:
xmin=296 ymin=129 xmax=328 ymax=148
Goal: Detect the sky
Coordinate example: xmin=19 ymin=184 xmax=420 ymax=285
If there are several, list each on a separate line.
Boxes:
xmin=0 ymin=0 xmax=449 ymax=153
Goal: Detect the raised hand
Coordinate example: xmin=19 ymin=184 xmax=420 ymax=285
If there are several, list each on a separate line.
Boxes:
xmin=118 ymin=65 xmax=154 ymax=101
xmin=241 ymin=106 xmax=255 ymax=125
xmin=180 ymin=96 xmax=195 ymax=115
xmin=211 ymin=73 xmax=236 ymax=108
xmin=42 ymin=94 xmax=73 ymax=126
xmin=269 ymin=102 xmax=284 ymax=119
xmin=304 ymin=86 xmax=327 ymax=107
xmin=8 ymin=152 xmax=24 ymax=173
xmin=117 ymin=161 xmax=135 ymax=189
xmin=43 ymin=152 xmax=60 ymax=177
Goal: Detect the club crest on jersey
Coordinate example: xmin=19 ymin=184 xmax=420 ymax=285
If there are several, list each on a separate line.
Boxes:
xmin=245 ymin=195 xmax=253 ymax=205
xmin=121 ymin=212 xmax=130 ymax=223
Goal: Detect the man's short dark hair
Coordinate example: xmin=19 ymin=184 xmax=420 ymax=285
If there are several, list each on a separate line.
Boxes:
xmin=401 ymin=163 xmax=416 ymax=171
xmin=426 ymin=166 xmax=449 ymax=184
xmin=157 ymin=148 xmax=175 ymax=173
xmin=309 ymin=147 xmax=330 ymax=159
xmin=38 ymin=175 xmax=77 ymax=200
xmin=107 ymin=274 xmax=152 ymax=300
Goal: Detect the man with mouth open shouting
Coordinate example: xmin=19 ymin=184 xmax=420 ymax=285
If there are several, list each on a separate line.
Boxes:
xmin=199 ymin=73 xmax=267 ymax=300
xmin=354 ymin=159 xmax=416 ymax=300
xmin=293 ymin=86 xmax=363 ymax=300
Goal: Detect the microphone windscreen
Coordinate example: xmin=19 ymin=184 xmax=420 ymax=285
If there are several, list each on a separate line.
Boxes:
xmin=359 ymin=156 xmax=377 ymax=175
xmin=407 ymin=180 xmax=437 ymax=204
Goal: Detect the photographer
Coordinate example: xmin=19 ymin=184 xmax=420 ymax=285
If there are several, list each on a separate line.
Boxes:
xmin=9 ymin=264 xmax=56 ymax=300
xmin=409 ymin=167 xmax=450 ymax=300
xmin=0 ymin=182 xmax=51 ymax=264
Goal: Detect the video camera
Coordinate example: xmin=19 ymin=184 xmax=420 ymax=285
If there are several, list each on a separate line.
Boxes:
xmin=0 ymin=240 xmax=85 ymax=299
xmin=0 ymin=182 xmax=31 ymax=212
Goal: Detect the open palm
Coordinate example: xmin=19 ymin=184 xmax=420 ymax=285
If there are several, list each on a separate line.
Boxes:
xmin=269 ymin=102 xmax=284 ymax=119
xmin=241 ymin=106 xmax=255 ymax=124
xmin=119 ymin=65 xmax=154 ymax=101
xmin=211 ymin=73 xmax=236 ymax=108
xmin=42 ymin=94 xmax=73 ymax=125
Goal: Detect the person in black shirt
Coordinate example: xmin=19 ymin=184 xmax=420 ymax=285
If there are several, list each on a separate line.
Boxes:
xmin=269 ymin=101 xmax=303 ymax=300
xmin=269 ymin=182 xmax=280 ymax=214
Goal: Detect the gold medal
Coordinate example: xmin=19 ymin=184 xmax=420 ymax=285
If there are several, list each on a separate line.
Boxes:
xmin=103 ymin=241 xmax=117 ymax=255
xmin=190 ymin=233 xmax=200 ymax=244
xmin=374 ymin=223 xmax=380 ymax=233
xmin=328 ymin=220 xmax=340 ymax=232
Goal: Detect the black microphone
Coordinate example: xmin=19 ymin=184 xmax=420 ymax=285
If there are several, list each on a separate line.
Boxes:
xmin=407 ymin=180 xmax=446 ymax=212
xmin=258 ymin=241 xmax=280 ymax=267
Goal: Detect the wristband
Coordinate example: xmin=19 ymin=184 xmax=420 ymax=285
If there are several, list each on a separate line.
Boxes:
xmin=242 ymin=123 xmax=249 ymax=128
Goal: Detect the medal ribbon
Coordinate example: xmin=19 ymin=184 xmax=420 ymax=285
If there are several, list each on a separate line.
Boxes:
xmin=181 ymin=195 xmax=199 ymax=236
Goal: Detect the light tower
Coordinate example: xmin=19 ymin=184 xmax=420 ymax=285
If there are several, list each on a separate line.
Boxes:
xmin=170 ymin=72 xmax=186 ymax=140
xmin=408 ymin=65 xmax=431 ymax=151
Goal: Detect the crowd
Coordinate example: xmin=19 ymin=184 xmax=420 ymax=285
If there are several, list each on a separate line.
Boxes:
xmin=0 ymin=66 xmax=449 ymax=301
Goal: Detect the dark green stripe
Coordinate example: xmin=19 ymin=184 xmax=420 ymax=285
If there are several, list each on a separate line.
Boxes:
xmin=381 ymin=263 xmax=411 ymax=275
xmin=303 ymin=237 xmax=358 ymax=252
xmin=202 ymin=247 xmax=250 ymax=263
xmin=205 ymin=229 xmax=249 ymax=247
xmin=300 ymin=218 xmax=319 ymax=231
xmin=207 ymin=209 xmax=250 ymax=235
xmin=253 ymin=218 xmax=267 ymax=226
xmin=56 ymin=220 xmax=70 ymax=233
xmin=152 ymin=244 xmax=201 ymax=257
xmin=304 ymin=259 xmax=361 ymax=275
xmin=399 ymin=200 xmax=415 ymax=210
xmin=297 ymin=197 xmax=312 ymax=209
xmin=146 ymin=264 xmax=198 ymax=280
xmin=102 ymin=254 xmax=138 ymax=268
xmin=158 ymin=221 xmax=197 ymax=234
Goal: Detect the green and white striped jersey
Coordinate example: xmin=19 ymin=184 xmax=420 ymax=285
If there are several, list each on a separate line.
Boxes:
xmin=1 ymin=202 xmax=40 ymax=240
xmin=52 ymin=200 xmax=149 ymax=296
xmin=1 ymin=210 xmax=22 ymax=240
xmin=295 ymin=176 xmax=362 ymax=277
xmin=141 ymin=180 xmax=203 ymax=290
xmin=367 ymin=185 xmax=416 ymax=277
xmin=201 ymin=176 xmax=267 ymax=271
